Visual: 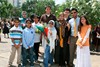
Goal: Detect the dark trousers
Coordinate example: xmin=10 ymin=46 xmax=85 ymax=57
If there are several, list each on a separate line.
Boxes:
xmin=54 ymin=39 xmax=60 ymax=64
xmin=63 ymin=41 xmax=70 ymax=65
xmin=59 ymin=47 xmax=65 ymax=66
xmin=22 ymin=47 xmax=34 ymax=66
xmin=34 ymin=42 xmax=40 ymax=60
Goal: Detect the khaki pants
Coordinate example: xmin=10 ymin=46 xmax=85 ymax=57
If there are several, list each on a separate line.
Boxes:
xmin=69 ymin=36 xmax=78 ymax=65
xmin=9 ymin=46 xmax=21 ymax=65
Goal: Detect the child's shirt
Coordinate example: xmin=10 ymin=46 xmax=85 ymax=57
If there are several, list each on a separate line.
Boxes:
xmin=9 ymin=26 xmax=23 ymax=45
xmin=22 ymin=27 xmax=35 ymax=49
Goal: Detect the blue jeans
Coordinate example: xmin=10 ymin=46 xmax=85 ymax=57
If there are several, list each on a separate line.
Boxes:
xmin=22 ymin=47 xmax=34 ymax=66
xmin=43 ymin=45 xmax=53 ymax=67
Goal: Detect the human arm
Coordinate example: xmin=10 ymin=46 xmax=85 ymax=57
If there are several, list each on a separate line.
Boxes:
xmin=22 ymin=30 xmax=28 ymax=49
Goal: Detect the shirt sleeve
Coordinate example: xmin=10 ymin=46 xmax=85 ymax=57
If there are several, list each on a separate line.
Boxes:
xmin=78 ymin=32 xmax=82 ymax=42
xmin=52 ymin=29 xmax=57 ymax=49
xmin=22 ymin=30 xmax=28 ymax=49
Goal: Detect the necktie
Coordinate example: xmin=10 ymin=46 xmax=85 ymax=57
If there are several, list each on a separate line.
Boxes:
xmin=74 ymin=19 xmax=77 ymax=37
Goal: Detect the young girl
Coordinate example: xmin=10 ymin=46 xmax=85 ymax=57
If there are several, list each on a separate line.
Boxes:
xmin=43 ymin=20 xmax=57 ymax=67
xmin=76 ymin=15 xmax=91 ymax=67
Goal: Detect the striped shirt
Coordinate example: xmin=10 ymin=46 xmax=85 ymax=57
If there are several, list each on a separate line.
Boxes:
xmin=9 ymin=26 xmax=23 ymax=45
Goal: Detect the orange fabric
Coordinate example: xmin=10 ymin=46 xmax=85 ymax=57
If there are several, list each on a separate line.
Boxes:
xmin=76 ymin=25 xmax=91 ymax=46
xmin=59 ymin=27 xmax=63 ymax=47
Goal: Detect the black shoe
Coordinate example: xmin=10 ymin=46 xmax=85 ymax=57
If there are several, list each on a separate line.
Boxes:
xmin=18 ymin=64 xmax=21 ymax=67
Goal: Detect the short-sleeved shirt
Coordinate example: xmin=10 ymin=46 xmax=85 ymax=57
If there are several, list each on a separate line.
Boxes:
xmin=9 ymin=26 xmax=23 ymax=45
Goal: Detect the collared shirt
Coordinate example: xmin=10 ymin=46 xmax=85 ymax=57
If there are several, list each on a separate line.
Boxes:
xmin=22 ymin=27 xmax=35 ymax=49
xmin=32 ymin=22 xmax=41 ymax=43
xmin=69 ymin=17 xmax=80 ymax=36
xmin=9 ymin=26 xmax=23 ymax=45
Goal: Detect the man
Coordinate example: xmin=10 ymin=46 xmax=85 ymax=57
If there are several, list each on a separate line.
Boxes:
xmin=40 ymin=6 xmax=57 ymax=24
xmin=68 ymin=8 xmax=80 ymax=67
xmin=63 ymin=8 xmax=71 ymax=66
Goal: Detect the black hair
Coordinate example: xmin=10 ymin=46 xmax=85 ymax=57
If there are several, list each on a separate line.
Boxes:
xmin=14 ymin=18 xmax=20 ymax=22
xmin=26 ymin=18 xmax=32 ymax=23
xmin=64 ymin=8 xmax=70 ymax=12
xmin=71 ymin=8 xmax=78 ymax=12
xmin=45 ymin=5 xmax=51 ymax=9
xmin=78 ymin=15 xmax=89 ymax=32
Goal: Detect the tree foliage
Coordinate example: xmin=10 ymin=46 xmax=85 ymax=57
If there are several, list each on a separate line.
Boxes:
xmin=56 ymin=0 xmax=100 ymax=27
xmin=22 ymin=0 xmax=56 ymax=17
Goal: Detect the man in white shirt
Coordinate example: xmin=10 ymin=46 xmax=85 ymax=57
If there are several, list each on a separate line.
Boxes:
xmin=68 ymin=8 xmax=80 ymax=67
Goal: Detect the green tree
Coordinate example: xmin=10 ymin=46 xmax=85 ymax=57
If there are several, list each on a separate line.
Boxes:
xmin=22 ymin=0 xmax=56 ymax=17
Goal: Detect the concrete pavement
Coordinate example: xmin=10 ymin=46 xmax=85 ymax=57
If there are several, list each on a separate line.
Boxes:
xmin=0 ymin=33 xmax=100 ymax=67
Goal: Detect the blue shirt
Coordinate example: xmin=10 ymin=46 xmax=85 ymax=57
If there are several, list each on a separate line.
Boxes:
xmin=69 ymin=17 xmax=80 ymax=36
xmin=22 ymin=27 xmax=35 ymax=49
xmin=9 ymin=26 xmax=23 ymax=45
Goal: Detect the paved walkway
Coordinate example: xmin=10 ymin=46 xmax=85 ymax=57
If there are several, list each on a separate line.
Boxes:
xmin=0 ymin=33 xmax=100 ymax=67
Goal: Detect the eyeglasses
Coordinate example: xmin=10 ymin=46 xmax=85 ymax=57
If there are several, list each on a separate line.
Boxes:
xmin=71 ymin=12 xmax=77 ymax=14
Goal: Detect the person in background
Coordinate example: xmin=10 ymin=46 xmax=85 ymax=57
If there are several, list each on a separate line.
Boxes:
xmin=8 ymin=18 xmax=22 ymax=67
xmin=0 ymin=21 xmax=1 ymax=42
xmin=76 ymin=15 xmax=91 ymax=67
xmin=19 ymin=11 xmax=27 ymax=29
xmin=40 ymin=5 xmax=57 ymax=24
xmin=2 ymin=19 xmax=10 ymax=38
xmin=22 ymin=19 xmax=35 ymax=67
xmin=68 ymin=8 xmax=80 ymax=67
xmin=43 ymin=20 xmax=57 ymax=67
xmin=95 ymin=23 xmax=100 ymax=52
xmin=32 ymin=14 xmax=41 ymax=61
xmin=63 ymin=8 xmax=71 ymax=66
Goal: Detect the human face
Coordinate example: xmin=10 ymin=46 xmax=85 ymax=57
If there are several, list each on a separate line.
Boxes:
xmin=14 ymin=20 xmax=19 ymax=27
xmin=22 ymin=12 xmax=27 ymax=18
xmin=33 ymin=17 xmax=39 ymax=23
xmin=64 ymin=10 xmax=70 ymax=18
xmin=81 ymin=17 xmax=86 ymax=25
xmin=49 ymin=22 xmax=53 ymax=28
xmin=59 ymin=13 xmax=64 ymax=20
xmin=45 ymin=7 xmax=51 ymax=14
xmin=71 ymin=10 xmax=77 ymax=18
xmin=26 ymin=21 xmax=32 ymax=28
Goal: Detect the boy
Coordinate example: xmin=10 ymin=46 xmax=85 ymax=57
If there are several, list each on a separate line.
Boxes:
xmin=22 ymin=19 xmax=35 ymax=67
xmin=8 ymin=18 xmax=23 ymax=67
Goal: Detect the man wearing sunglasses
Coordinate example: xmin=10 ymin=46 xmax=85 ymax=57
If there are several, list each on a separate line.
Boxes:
xmin=68 ymin=8 xmax=80 ymax=67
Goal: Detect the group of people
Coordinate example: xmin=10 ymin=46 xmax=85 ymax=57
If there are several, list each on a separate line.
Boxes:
xmin=5 ymin=6 xmax=93 ymax=67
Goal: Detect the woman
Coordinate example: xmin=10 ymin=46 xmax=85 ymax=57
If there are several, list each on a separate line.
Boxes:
xmin=55 ymin=12 xmax=67 ymax=67
xmin=76 ymin=15 xmax=91 ymax=67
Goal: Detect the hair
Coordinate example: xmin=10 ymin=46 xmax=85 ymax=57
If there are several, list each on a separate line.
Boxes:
xmin=34 ymin=14 xmax=40 ymax=20
xmin=14 ymin=18 xmax=20 ymax=22
xmin=26 ymin=18 xmax=32 ymax=23
xmin=21 ymin=11 xmax=27 ymax=15
xmin=71 ymin=8 xmax=78 ymax=12
xmin=64 ymin=8 xmax=70 ymax=12
xmin=78 ymin=15 xmax=89 ymax=32
xmin=45 ymin=5 xmax=51 ymax=9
